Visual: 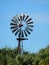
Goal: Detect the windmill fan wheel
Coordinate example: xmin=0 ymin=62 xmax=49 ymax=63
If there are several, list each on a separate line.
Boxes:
xmin=10 ymin=14 xmax=34 ymax=37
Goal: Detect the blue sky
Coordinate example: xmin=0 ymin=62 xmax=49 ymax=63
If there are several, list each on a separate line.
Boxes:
xmin=0 ymin=0 xmax=49 ymax=53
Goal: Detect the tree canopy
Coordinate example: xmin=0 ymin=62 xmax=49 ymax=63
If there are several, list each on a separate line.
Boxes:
xmin=0 ymin=45 xmax=49 ymax=65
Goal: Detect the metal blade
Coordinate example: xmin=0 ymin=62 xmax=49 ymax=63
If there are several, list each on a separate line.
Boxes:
xmin=18 ymin=17 xmax=20 ymax=21
xmin=26 ymin=18 xmax=32 ymax=23
xmin=24 ymin=15 xmax=29 ymax=21
xmin=18 ymin=29 xmax=21 ymax=37
xmin=27 ymin=27 xmax=33 ymax=31
xmin=25 ymin=29 xmax=30 ymax=35
xmin=28 ymin=25 xmax=34 ymax=27
xmin=13 ymin=17 xmax=18 ymax=22
xmin=10 ymin=26 xmax=17 ymax=29
xmin=23 ymin=15 xmax=25 ymax=20
xmin=10 ymin=23 xmax=17 ymax=25
xmin=27 ymin=21 xmax=33 ymax=24
xmin=11 ymin=19 xmax=16 ymax=23
xmin=20 ymin=16 xmax=22 ymax=21
xmin=15 ymin=29 xmax=19 ymax=35
xmin=24 ymin=30 xmax=28 ymax=37
xmin=21 ymin=31 xmax=24 ymax=37
xmin=12 ymin=28 xmax=18 ymax=33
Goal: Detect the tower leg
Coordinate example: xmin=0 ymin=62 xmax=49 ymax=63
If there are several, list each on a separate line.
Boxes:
xmin=17 ymin=38 xmax=28 ymax=54
xmin=21 ymin=40 xmax=23 ymax=54
xmin=18 ymin=39 xmax=21 ymax=54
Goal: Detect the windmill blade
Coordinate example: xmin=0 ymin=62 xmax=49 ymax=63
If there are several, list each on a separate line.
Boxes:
xmin=18 ymin=29 xmax=24 ymax=37
xmin=25 ymin=29 xmax=30 ymax=35
xmin=21 ymin=31 xmax=24 ymax=37
xmin=20 ymin=16 xmax=22 ymax=21
xmin=27 ymin=27 xmax=33 ymax=31
xmin=24 ymin=30 xmax=28 ymax=37
xmin=27 ymin=21 xmax=33 ymax=24
xmin=18 ymin=17 xmax=21 ymax=21
xmin=24 ymin=15 xmax=29 ymax=21
xmin=15 ymin=29 xmax=20 ymax=35
xmin=28 ymin=25 xmax=34 ymax=27
xmin=13 ymin=16 xmax=18 ymax=22
xmin=23 ymin=14 xmax=25 ymax=20
xmin=12 ymin=28 xmax=18 ymax=33
xmin=11 ymin=19 xmax=17 ymax=23
xmin=10 ymin=23 xmax=17 ymax=25
xmin=10 ymin=25 xmax=17 ymax=27
xmin=26 ymin=18 xmax=32 ymax=23
xmin=18 ymin=29 xmax=21 ymax=37
xmin=10 ymin=26 xmax=17 ymax=29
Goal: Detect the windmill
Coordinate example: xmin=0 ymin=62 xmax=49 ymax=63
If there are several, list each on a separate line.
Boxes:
xmin=10 ymin=14 xmax=33 ymax=54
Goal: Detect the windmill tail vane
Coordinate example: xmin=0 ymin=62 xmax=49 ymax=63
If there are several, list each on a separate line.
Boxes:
xmin=10 ymin=14 xmax=33 ymax=54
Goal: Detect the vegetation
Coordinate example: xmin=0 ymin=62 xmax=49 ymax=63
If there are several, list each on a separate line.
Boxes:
xmin=0 ymin=45 xmax=49 ymax=65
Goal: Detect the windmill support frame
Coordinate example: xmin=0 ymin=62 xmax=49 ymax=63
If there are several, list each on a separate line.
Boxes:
xmin=17 ymin=38 xmax=28 ymax=54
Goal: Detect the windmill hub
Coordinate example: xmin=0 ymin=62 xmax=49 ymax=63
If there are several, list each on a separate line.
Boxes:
xmin=18 ymin=24 xmax=23 ymax=27
xmin=10 ymin=14 xmax=33 ymax=54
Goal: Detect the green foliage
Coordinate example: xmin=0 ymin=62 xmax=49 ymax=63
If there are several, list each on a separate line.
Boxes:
xmin=39 ymin=57 xmax=49 ymax=65
xmin=0 ymin=45 xmax=49 ymax=65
